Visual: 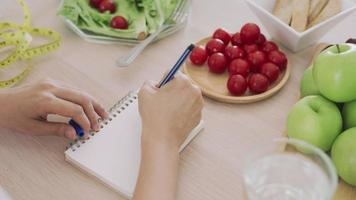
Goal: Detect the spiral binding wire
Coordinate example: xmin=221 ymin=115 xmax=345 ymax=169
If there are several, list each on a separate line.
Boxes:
xmin=66 ymin=91 xmax=138 ymax=152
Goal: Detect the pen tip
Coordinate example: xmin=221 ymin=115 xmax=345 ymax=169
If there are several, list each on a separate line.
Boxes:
xmin=188 ymin=44 xmax=195 ymax=51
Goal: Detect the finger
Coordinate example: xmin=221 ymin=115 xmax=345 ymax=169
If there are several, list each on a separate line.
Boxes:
xmin=193 ymin=111 xmax=202 ymax=127
xmin=44 ymin=97 xmax=91 ymax=134
xmin=29 ymin=120 xmax=77 ymax=140
xmin=145 ymin=81 xmax=159 ymax=90
xmin=158 ymin=70 xmax=173 ymax=87
xmin=192 ymin=84 xmax=204 ymax=106
xmin=192 ymin=96 xmax=204 ymax=113
xmin=159 ymin=71 xmax=170 ymax=81
xmin=39 ymin=79 xmax=108 ymax=122
xmin=92 ymin=100 xmax=109 ymax=120
xmin=139 ymin=81 xmax=158 ymax=97
xmin=161 ymin=71 xmax=190 ymax=90
xmin=175 ymin=71 xmax=190 ymax=81
xmin=53 ymin=88 xmax=101 ymax=131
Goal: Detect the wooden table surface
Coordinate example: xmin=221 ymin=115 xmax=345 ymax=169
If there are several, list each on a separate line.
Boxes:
xmin=1 ymin=0 xmax=356 ymax=199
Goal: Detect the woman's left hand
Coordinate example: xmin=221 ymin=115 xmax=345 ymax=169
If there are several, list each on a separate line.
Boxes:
xmin=0 ymin=79 xmax=108 ymax=140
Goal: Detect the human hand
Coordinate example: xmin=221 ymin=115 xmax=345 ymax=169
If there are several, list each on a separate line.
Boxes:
xmin=0 ymin=79 xmax=108 ymax=140
xmin=138 ymin=72 xmax=203 ymax=152
xmin=134 ymin=72 xmax=203 ymax=200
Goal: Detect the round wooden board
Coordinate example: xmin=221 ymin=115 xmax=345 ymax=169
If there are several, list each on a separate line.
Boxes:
xmin=183 ymin=37 xmax=291 ymax=104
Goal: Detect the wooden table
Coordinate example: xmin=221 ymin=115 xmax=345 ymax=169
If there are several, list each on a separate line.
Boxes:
xmin=0 ymin=0 xmax=356 ymax=199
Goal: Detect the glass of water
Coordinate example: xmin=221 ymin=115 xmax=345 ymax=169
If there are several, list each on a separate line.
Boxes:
xmin=242 ymin=137 xmax=338 ymax=200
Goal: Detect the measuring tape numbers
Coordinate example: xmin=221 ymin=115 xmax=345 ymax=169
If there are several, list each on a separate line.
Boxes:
xmin=0 ymin=0 xmax=61 ymax=88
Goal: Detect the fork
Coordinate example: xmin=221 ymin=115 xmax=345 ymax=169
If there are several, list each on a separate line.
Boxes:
xmin=116 ymin=0 xmax=191 ymax=67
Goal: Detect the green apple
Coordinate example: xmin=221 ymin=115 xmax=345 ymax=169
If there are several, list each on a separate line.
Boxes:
xmin=313 ymin=43 xmax=356 ymax=103
xmin=342 ymin=100 xmax=356 ymax=129
xmin=300 ymin=66 xmax=321 ymax=97
xmin=287 ymin=95 xmax=342 ymax=151
xmin=331 ymin=128 xmax=356 ymax=186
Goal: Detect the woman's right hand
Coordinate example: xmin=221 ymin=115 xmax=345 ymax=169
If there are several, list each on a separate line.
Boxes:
xmin=134 ymin=72 xmax=203 ymax=200
xmin=138 ymin=72 xmax=204 ymax=152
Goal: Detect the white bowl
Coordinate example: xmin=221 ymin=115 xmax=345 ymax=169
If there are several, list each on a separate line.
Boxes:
xmin=245 ymin=0 xmax=356 ymax=52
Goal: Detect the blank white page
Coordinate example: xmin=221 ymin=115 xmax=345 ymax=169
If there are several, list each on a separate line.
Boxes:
xmin=65 ymin=93 xmax=203 ymax=199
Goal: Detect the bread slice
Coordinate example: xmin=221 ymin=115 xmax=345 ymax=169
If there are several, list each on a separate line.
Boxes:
xmin=291 ymin=0 xmax=310 ymax=32
xmin=273 ymin=0 xmax=294 ymax=25
xmin=309 ymin=0 xmax=329 ymax=22
xmin=308 ymin=0 xmax=341 ymax=28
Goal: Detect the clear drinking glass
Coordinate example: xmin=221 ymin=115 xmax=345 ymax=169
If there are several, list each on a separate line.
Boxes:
xmin=242 ymin=137 xmax=338 ymax=200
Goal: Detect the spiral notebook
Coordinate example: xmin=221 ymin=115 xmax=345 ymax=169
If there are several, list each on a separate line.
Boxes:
xmin=65 ymin=92 xmax=203 ymax=199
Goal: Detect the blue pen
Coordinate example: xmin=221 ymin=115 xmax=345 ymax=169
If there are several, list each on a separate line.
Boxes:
xmin=70 ymin=44 xmax=195 ymax=138
xmin=69 ymin=119 xmax=85 ymax=138
xmin=158 ymin=44 xmax=195 ymax=88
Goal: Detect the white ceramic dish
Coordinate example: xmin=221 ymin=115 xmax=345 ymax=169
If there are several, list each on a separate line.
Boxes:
xmin=245 ymin=0 xmax=356 ymax=52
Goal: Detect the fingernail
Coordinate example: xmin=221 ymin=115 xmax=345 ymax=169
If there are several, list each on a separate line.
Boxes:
xmin=94 ymin=123 xmax=99 ymax=131
xmin=84 ymin=132 xmax=90 ymax=140
xmin=104 ymin=111 xmax=109 ymax=119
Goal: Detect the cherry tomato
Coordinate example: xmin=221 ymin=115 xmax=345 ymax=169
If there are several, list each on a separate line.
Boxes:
xmin=90 ymin=0 xmax=103 ymax=8
xmin=231 ymin=32 xmax=243 ymax=46
xmin=111 ymin=16 xmax=128 ymax=29
xmin=268 ymin=50 xmax=288 ymax=71
xmin=213 ymin=28 xmax=231 ymax=45
xmin=224 ymin=45 xmax=245 ymax=60
xmin=227 ymin=74 xmax=247 ymax=96
xmin=260 ymin=41 xmax=279 ymax=53
xmin=243 ymin=44 xmax=259 ymax=54
xmin=240 ymin=23 xmax=261 ymax=44
xmin=260 ymin=62 xmax=280 ymax=83
xmin=247 ymin=50 xmax=266 ymax=72
xmin=189 ymin=46 xmax=208 ymax=66
xmin=99 ymin=0 xmax=116 ymax=13
xmin=228 ymin=58 xmax=250 ymax=77
xmin=205 ymin=39 xmax=225 ymax=55
xmin=249 ymin=73 xmax=269 ymax=94
xmin=208 ymin=53 xmax=228 ymax=74
xmin=255 ymin=34 xmax=266 ymax=46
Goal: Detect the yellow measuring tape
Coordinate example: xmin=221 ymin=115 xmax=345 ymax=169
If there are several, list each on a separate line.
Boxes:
xmin=0 ymin=0 xmax=61 ymax=88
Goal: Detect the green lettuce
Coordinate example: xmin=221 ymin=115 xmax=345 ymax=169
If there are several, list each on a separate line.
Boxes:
xmin=58 ymin=0 xmax=179 ymax=40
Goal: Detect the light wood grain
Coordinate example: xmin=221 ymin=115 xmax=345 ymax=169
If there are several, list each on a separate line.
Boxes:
xmin=0 ymin=0 xmax=356 ymax=200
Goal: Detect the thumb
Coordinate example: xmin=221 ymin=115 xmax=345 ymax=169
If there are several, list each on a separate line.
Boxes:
xmin=139 ymin=81 xmax=158 ymax=96
xmin=31 ymin=121 xmax=77 ymax=140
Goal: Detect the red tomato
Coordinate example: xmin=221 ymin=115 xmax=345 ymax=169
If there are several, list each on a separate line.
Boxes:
xmin=189 ymin=46 xmax=208 ymax=66
xmin=205 ymin=39 xmax=225 ymax=55
xmin=243 ymin=44 xmax=259 ymax=54
xmin=208 ymin=53 xmax=228 ymax=74
xmin=255 ymin=34 xmax=266 ymax=46
xmin=227 ymin=75 xmax=247 ymax=96
xmin=224 ymin=45 xmax=245 ymax=60
xmin=249 ymin=73 xmax=269 ymax=94
xmin=231 ymin=32 xmax=243 ymax=46
xmin=90 ymin=0 xmax=103 ymax=8
xmin=247 ymin=51 xmax=266 ymax=72
xmin=240 ymin=23 xmax=261 ymax=44
xmin=111 ymin=16 xmax=128 ymax=29
xmin=99 ymin=0 xmax=116 ymax=13
xmin=268 ymin=50 xmax=288 ymax=71
xmin=260 ymin=62 xmax=280 ymax=83
xmin=228 ymin=58 xmax=250 ymax=77
xmin=260 ymin=41 xmax=279 ymax=53
xmin=213 ymin=28 xmax=231 ymax=45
